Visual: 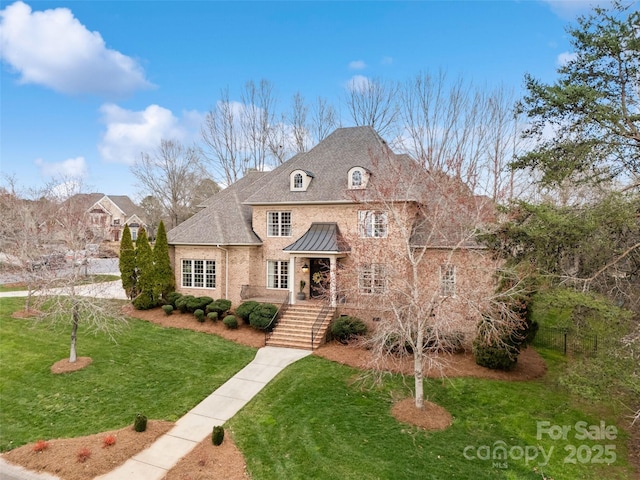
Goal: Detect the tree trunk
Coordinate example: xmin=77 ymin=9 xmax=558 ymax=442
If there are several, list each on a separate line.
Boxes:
xmin=69 ymin=302 xmax=79 ymax=363
xmin=414 ymin=327 xmax=424 ymax=409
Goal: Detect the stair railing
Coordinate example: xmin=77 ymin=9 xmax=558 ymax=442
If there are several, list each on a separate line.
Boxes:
xmin=264 ymin=291 xmax=290 ymax=344
xmin=311 ymin=304 xmax=334 ymax=349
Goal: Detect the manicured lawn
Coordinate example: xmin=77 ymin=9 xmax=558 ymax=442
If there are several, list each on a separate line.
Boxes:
xmin=0 ymin=297 xmax=257 ymax=451
xmin=229 ymin=353 xmax=634 ymax=480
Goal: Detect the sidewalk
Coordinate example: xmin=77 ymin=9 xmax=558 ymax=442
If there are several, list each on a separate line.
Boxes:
xmin=1 ymin=347 xmax=311 ymax=480
xmin=0 ymin=279 xmax=128 ymax=300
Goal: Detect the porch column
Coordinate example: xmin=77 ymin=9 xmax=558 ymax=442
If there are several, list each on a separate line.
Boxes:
xmin=330 ymin=256 xmax=337 ymax=307
xmin=289 ymin=256 xmax=296 ymax=305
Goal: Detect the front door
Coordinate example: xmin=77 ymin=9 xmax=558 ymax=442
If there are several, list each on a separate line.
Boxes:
xmin=309 ymin=258 xmax=330 ymax=298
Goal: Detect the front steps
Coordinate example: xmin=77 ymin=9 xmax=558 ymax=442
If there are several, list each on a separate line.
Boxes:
xmin=266 ymin=304 xmax=335 ymax=350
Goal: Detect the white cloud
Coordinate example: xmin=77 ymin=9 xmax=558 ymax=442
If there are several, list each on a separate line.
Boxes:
xmin=35 ymin=156 xmax=88 ymax=178
xmin=0 ymin=1 xmax=153 ymax=96
xmin=98 ymin=104 xmax=190 ymax=165
xmin=540 ymin=0 xmax=613 ymax=20
xmin=345 ymin=75 xmax=371 ymax=93
xmin=557 ymin=51 xmax=578 ymax=66
xmin=348 ymin=60 xmax=367 ymax=70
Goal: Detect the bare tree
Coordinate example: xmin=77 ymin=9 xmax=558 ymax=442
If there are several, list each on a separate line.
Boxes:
xmin=289 ymin=92 xmax=311 ymax=153
xmin=132 ymin=139 xmax=208 ymax=228
xmin=398 ymin=71 xmax=529 ymax=202
xmin=201 ymin=88 xmax=246 ymax=186
xmin=338 ymin=153 xmax=527 ymax=409
xmin=343 ymin=76 xmax=399 ymax=137
xmin=0 ymin=176 xmax=58 ymax=310
xmin=241 ymin=79 xmax=277 ymax=172
xmin=310 ymin=96 xmax=339 ymax=143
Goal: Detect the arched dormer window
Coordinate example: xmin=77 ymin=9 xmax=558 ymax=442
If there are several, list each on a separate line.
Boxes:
xmin=348 ymin=166 xmax=369 ymax=189
xmin=290 ymin=169 xmax=314 ymax=191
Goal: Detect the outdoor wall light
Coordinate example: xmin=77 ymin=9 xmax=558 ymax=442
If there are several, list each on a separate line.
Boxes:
xmin=301 ymin=263 xmax=309 ymax=273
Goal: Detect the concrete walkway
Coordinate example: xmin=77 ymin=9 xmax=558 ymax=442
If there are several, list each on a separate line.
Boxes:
xmin=2 ymin=347 xmax=310 ymax=480
xmin=0 ymin=279 xmax=128 ymax=300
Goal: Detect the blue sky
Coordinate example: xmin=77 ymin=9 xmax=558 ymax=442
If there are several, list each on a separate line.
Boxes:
xmin=0 ymin=0 xmax=612 ymax=199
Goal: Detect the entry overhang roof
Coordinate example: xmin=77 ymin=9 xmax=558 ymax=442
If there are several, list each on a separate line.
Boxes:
xmin=283 ymin=222 xmax=351 ymax=253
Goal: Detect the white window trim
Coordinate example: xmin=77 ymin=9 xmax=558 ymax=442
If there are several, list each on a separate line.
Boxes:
xmin=182 ymin=259 xmax=216 ymax=289
xmin=358 ymin=210 xmax=388 ymax=238
xmin=359 ymin=263 xmax=386 ymax=294
xmin=290 ymin=170 xmax=313 ymax=191
xmin=267 ymin=260 xmax=289 ymax=289
xmin=440 ymin=264 xmax=456 ymax=297
xmin=348 ymin=166 xmax=369 ymax=189
xmin=267 ymin=211 xmax=292 ymax=237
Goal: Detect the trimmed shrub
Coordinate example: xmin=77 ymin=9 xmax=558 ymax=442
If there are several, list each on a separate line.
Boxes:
xmin=207 ymin=299 xmax=232 ymax=317
xmin=331 ymin=316 xmax=368 ymax=343
xmin=249 ymin=303 xmax=278 ymax=330
xmin=223 ymin=315 xmax=238 ymax=329
xmin=134 ymin=414 xmax=147 ymax=432
xmin=212 ymin=426 xmax=224 ymax=446
xmin=175 ymin=295 xmax=194 ymax=313
xmin=194 ymin=309 xmax=205 ymax=322
xmin=472 ymin=338 xmax=518 ymax=371
xmin=207 ymin=311 xmax=218 ymax=322
xmin=161 ymin=304 xmax=174 ymax=316
xmin=235 ymin=301 xmax=260 ymax=322
xmin=166 ymin=292 xmax=182 ymax=308
xmin=185 ymin=296 xmax=214 ymax=313
xmin=132 ymin=291 xmax=156 ymax=310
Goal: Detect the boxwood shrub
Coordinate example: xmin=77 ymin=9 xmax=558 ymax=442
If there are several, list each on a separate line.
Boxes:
xmin=235 ymin=301 xmax=260 ymax=323
xmin=331 ymin=316 xmax=368 ymax=343
xmin=249 ymin=303 xmax=278 ymax=330
xmin=206 ymin=299 xmax=232 ymax=317
xmin=223 ymin=315 xmax=238 ymax=329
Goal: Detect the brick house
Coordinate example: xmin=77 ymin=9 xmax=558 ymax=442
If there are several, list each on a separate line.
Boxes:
xmin=167 ymin=127 xmax=498 ymax=347
xmin=66 ymin=193 xmax=147 ymax=242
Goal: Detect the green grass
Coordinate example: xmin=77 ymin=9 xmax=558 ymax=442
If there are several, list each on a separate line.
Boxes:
xmin=229 ymin=353 xmax=634 ymax=480
xmin=0 ymin=297 xmax=256 ymax=451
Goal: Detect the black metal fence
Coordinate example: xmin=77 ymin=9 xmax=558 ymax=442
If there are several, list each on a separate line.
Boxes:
xmin=533 ymin=326 xmax=601 ymax=355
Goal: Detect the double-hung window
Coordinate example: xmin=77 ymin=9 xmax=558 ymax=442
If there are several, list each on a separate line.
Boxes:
xmin=267 ymin=211 xmax=292 ymax=237
xmin=359 ymin=210 xmax=387 ymax=238
xmin=440 ymin=264 xmax=456 ymax=296
xmin=359 ymin=263 xmax=385 ymax=294
xmin=182 ymin=259 xmax=216 ymax=288
xmin=267 ymin=260 xmax=289 ymax=289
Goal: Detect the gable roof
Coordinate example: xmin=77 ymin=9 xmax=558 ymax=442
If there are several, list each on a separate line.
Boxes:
xmin=167 ymin=171 xmax=266 ymax=245
xmin=65 ymin=193 xmax=146 ymax=222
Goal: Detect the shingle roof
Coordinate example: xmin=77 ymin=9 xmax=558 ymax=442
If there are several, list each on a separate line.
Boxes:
xmin=283 ymin=223 xmax=351 ymax=253
xmin=244 ymin=126 xmax=415 ymax=205
xmin=167 ymin=171 xmax=266 ymax=245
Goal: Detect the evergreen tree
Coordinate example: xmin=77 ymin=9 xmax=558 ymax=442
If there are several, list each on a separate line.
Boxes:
xmin=119 ymin=224 xmax=137 ymax=300
xmin=133 ymin=227 xmax=156 ymax=309
xmin=153 ymin=220 xmax=175 ymax=301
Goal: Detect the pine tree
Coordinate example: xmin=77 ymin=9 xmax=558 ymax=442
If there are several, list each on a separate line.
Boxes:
xmin=153 ymin=221 xmax=175 ymax=301
xmin=119 ymin=224 xmax=137 ymax=300
xmin=133 ymin=227 xmax=156 ymax=309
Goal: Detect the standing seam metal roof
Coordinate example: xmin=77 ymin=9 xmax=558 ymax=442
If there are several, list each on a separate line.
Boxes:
xmin=283 ymin=222 xmax=350 ymax=253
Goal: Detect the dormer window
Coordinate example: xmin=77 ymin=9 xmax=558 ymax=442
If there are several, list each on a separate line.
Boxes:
xmin=348 ymin=167 xmax=369 ymax=189
xmin=290 ymin=169 xmax=314 ymax=191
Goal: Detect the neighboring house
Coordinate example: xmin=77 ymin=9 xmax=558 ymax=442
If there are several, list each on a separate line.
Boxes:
xmin=167 ymin=127 xmax=498 ymax=345
xmin=66 ymin=193 xmax=147 ymax=242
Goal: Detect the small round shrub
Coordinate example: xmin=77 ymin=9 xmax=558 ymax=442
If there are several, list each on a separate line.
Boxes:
xmin=166 ymin=291 xmax=182 ymax=308
xmin=235 ymin=301 xmax=260 ymax=322
xmin=161 ymin=304 xmax=174 ymax=316
xmin=249 ymin=303 xmax=278 ymax=330
xmin=212 ymin=425 xmax=224 ymax=446
xmin=223 ymin=315 xmax=238 ymax=329
xmin=472 ymin=338 xmax=518 ymax=371
xmin=175 ymin=295 xmax=194 ymax=313
xmin=194 ymin=309 xmax=205 ymax=322
xmin=134 ymin=413 xmax=147 ymax=432
xmin=186 ymin=296 xmax=213 ymax=313
xmin=331 ymin=316 xmax=368 ymax=343
xmin=132 ymin=292 xmax=156 ymax=310
xmin=207 ymin=299 xmax=232 ymax=317
xmin=207 ymin=311 xmax=218 ymax=322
